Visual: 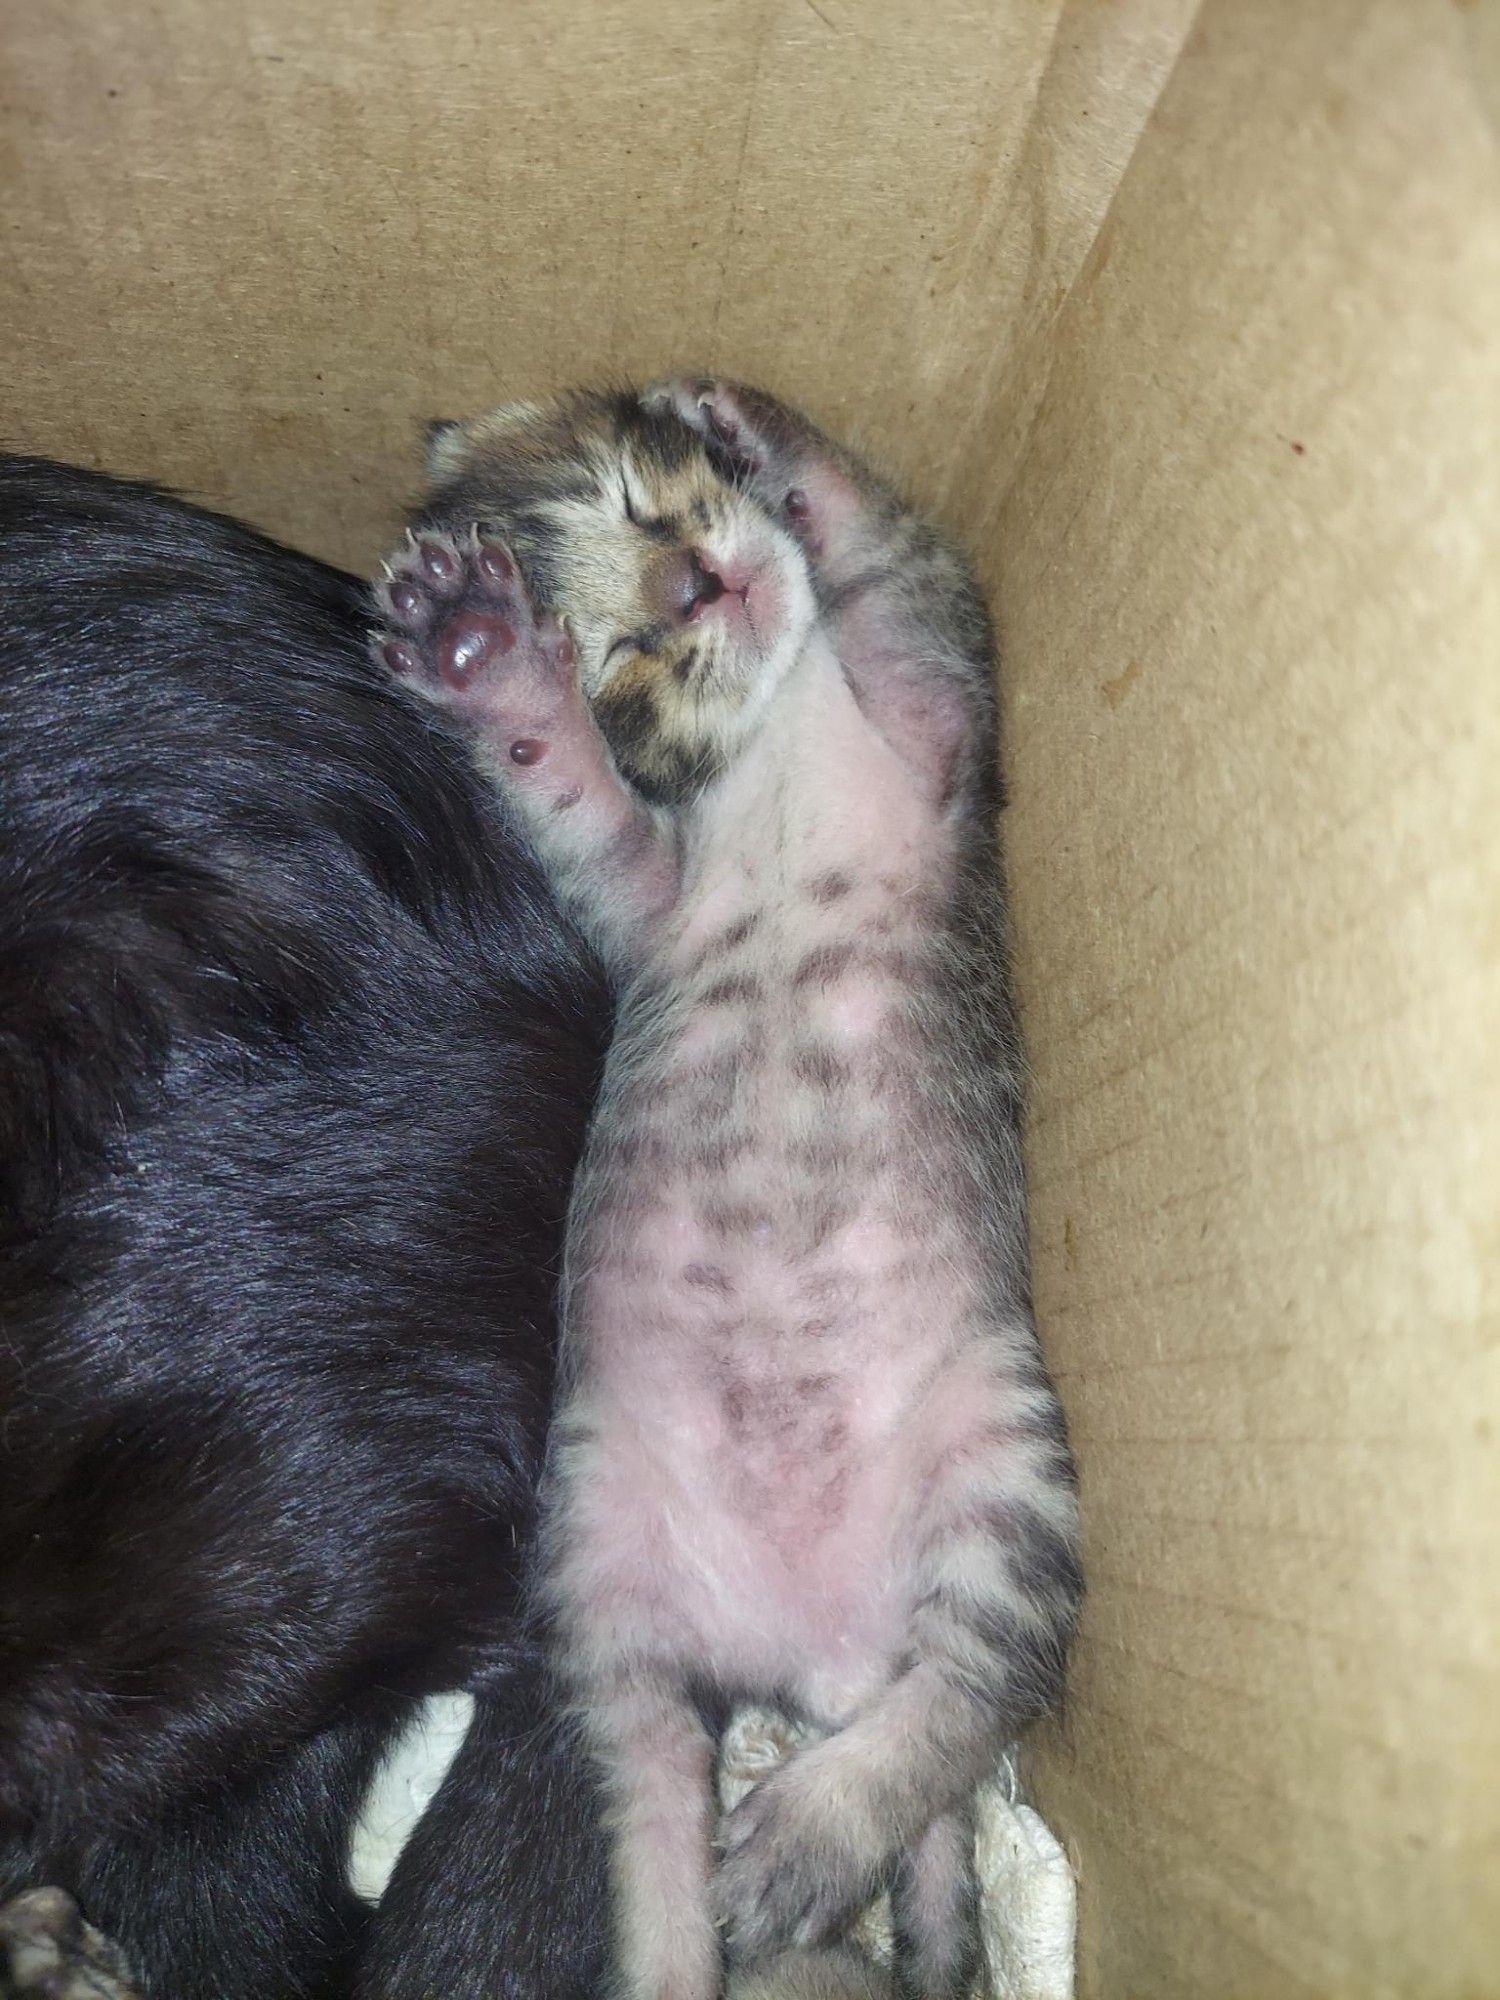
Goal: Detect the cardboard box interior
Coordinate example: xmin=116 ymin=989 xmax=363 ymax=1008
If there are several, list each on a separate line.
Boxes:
xmin=3 ymin=1 xmax=1496 ymax=1992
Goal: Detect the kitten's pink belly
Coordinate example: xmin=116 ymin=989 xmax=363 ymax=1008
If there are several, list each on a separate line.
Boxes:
xmin=568 ymin=1224 xmax=968 ymax=1693
xmin=574 ymin=1387 xmax=909 ymax=1691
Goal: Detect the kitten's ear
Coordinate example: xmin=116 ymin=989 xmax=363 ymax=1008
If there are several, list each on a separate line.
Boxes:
xmin=425 ymin=417 xmax=471 ymax=482
xmin=426 ymin=401 xmax=548 ymax=483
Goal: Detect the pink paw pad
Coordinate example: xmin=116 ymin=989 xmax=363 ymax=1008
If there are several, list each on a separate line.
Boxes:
xmin=435 ymin=612 xmax=516 ymax=688
xmin=372 ymin=528 xmax=551 ymax=702
xmin=371 ymin=528 xmax=587 ymax=782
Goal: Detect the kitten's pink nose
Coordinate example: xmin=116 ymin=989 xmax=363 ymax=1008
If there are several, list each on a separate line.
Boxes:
xmin=657 ymin=548 xmax=729 ymax=624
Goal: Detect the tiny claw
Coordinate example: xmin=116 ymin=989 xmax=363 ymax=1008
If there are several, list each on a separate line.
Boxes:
xmin=546 ymin=618 xmax=577 ymax=668
xmin=699 ymin=393 xmax=739 ymax=445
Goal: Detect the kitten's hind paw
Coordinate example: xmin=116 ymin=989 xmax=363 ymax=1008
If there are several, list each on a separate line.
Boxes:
xmin=712 ymin=1759 xmax=883 ymax=1964
xmin=0 ymin=1888 xmax=141 ymax=1999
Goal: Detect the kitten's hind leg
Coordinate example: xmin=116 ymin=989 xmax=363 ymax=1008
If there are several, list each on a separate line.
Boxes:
xmin=373 ymin=529 xmax=678 ymax=968
xmin=583 ymin=1674 xmax=720 ymax=2000
xmin=891 ymin=1810 xmax=978 ymax=2000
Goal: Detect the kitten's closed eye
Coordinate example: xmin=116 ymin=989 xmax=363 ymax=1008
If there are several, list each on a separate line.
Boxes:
xmin=621 ymin=476 xmax=676 ymax=546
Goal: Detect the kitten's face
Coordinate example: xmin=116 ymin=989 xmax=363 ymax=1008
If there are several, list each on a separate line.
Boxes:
xmin=419 ymin=388 xmax=816 ymax=803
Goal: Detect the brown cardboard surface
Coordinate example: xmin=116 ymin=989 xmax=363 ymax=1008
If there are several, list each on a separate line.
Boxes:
xmin=998 ymin=5 xmax=1500 ymax=1994
xmin=0 ymin=0 xmax=1189 ymax=572
xmin=2 ymin=1 xmax=1497 ymax=1994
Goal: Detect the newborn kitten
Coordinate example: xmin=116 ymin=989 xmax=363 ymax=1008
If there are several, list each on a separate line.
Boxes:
xmin=374 ymin=381 xmax=1081 ymax=1999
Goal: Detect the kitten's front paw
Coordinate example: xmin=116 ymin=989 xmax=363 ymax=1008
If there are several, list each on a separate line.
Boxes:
xmin=644 ymin=378 xmax=781 ymax=474
xmin=0 ymin=1888 xmax=141 ymax=1998
xmin=645 ymin=380 xmax=814 ymax=538
xmin=372 ymin=527 xmax=576 ymax=750
xmin=713 ymin=1758 xmax=881 ymax=1963
xmin=645 ymin=378 xmax=865 ymax=580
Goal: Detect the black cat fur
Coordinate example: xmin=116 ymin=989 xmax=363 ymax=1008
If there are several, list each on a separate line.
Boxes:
xmin=0 ymin=456 xmax=611 ymax=1998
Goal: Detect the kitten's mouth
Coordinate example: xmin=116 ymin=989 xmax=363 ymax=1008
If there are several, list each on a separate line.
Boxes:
xmin=692 ymin=533 xmax=803 ymax=670
xmin=692 ymin=558 xmax=771 ymax=646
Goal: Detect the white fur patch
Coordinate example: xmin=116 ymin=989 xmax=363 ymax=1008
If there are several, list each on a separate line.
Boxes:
xmin=347 ymin=1690 xmax=476 ymax=1904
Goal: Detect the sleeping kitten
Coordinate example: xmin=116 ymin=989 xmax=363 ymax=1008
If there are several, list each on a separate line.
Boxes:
xmin=375 ymin=381 xmax=1082 ymax=1999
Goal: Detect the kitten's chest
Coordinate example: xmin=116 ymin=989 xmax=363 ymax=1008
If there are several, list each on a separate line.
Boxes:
xmin=578 ymin=868 xmax=975 ymax=1407
xmin=572 ymin=651 xmax=975 ymax=1396
xmin=702 ymin=644 xmax=944 ymax=896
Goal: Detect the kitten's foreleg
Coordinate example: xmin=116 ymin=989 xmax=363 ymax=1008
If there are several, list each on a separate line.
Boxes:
xmin=373 ymin=529 xmax=679 ymax=967
xmin=648 ymin=379 xmax=990 ymax=811
xmin=643 ymin=378 xmax=869 ymax=589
